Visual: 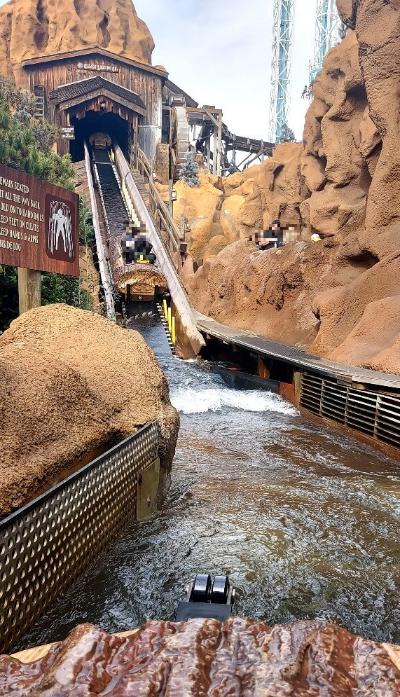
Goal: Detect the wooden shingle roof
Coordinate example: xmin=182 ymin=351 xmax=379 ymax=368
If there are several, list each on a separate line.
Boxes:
xmin=49 ymin=76 xmax=146 ymax=111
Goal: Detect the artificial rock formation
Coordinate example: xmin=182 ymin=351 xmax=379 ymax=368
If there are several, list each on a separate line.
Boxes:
xmin=301 ymin=30 xmax=370 ymax=238
xmin=181 ymin=5 xmax=400 ymax=374
xmin=172 ymin=143 xmax=306 ymax=263
xmin=0 ymin=304 xmax=179 ymax=519
xmin=177 ymin=33 xmax=370 ymax=264
xmin=336 ymin=0 xmax=400 ymax=260
xmin=2 ymin=618 xmax=400 ymax=695
xmin=0 ymin=0 xmax=154 ymax=84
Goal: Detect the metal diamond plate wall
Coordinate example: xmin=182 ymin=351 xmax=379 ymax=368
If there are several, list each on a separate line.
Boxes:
xmin=0 ymin=421 xmax=159 ymax=653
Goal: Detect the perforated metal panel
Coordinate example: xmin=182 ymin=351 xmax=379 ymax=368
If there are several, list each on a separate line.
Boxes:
xmin=300 ymin=373 xmax=400 ymax=450
xmin=0 ymin=422 xmax=158 ymax=653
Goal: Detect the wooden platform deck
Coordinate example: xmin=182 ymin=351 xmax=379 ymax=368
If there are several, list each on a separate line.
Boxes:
xmin=195 ymin=313 xmax=400 ymax=391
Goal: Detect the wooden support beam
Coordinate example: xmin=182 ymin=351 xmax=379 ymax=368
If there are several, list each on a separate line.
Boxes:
xmin=206 ymin=137 xmax=211 ymax=173
xmin=203 ymin=109 xmax=220 ymax=129
xmin=212 ymin=127 xmax=217 ymax=176
xmin=217 ymin=111 xmax=222 ymax=177
xmin=18 ymin=268 xmax=41 ymax=315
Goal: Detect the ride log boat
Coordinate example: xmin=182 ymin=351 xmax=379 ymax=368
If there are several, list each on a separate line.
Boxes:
xmin=117 ymin=263 xmax=168 ymax=302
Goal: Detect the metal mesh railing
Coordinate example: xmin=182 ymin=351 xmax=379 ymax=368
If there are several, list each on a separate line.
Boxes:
xmin=0 ymin=422 xmax=159 ymax=653
xmin=300 ymin=372 xmax=400 ymax=450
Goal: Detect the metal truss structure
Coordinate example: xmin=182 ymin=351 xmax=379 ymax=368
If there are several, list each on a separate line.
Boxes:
xmin=310 ymin=0 xmax=346 ymax=82
xmin=269 ymin=0 xmax=296 ymax=143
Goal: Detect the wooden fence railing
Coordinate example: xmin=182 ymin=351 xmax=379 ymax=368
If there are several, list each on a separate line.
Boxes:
xmin=135 ymin=148 xmax=183 ymax=265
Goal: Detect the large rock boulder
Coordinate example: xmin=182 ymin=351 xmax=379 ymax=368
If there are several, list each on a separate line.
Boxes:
xmin=258 ymin=142 xmax=306 ymax=229
xmin=184 ymin=238 xmax=350 ymax=349
xmin=0 ymin=0 xmax=155 ymax=83
xmin=327 ymin=295 xmax=400 ymax=373
xmin=169 ymin=173 xmax=224 ymax=261
xmin=0 ymin=304 xmax=179 ymax=519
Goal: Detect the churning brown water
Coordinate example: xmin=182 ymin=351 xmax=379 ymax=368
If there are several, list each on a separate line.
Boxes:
xmin=20 ymin=307 xmax=400 ymax=650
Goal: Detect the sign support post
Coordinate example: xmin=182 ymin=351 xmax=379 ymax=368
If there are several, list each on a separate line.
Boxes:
xmin=17 ymin=268 xmax=41 ymax=314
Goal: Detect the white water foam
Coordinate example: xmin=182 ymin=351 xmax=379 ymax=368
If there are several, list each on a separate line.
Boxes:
xmin=171 ymin=387 xmax=298 ymax=415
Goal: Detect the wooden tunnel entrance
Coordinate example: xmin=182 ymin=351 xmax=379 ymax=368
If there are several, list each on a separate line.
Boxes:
xmin=70 ymin=109 xmax=130 ymax=161
xmin=49 ymin=75 xmax=147 ymax=160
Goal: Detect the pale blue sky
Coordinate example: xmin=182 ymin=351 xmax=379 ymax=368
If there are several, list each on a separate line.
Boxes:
xmin=135 ymin=0 xmax=316 ymax=141
xmin=0 ymin=0 xmax=317 ymax=140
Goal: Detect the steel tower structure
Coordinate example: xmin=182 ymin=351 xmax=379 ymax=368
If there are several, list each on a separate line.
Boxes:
xmin=310 ymin=0 xmax=345 ymax=82
xmin=269 ymin=0 xmax=296 ymax=143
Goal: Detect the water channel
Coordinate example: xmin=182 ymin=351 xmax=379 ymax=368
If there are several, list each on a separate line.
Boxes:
xmin=20 ymin=306 xmax=400 ymax=649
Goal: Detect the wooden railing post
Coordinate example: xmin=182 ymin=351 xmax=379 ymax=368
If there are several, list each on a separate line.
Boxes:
xmin=18 ymin=268 xmax=41 ymax=314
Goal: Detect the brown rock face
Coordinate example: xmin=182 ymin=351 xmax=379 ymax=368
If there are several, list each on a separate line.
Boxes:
xmin=0 ymin=0 xmax=155 ymax=82
xmin=1 ymin=619 xmax=400 ymax=695
xmin=185 ymin=238 xmax=351 ymax=349
xmin=337 ymin=0 xmax=400 ymax=260
xmin=327 ymin=294 xmax=400 ymax=372
xmin=181 ymin=33 xmax=368 ymax=261
xmin=0 ymin=304 xmax=179 ymax=519
xmin=181 ymin=5 xmax=400 ymax=373
xmin=311 ymin=252 xmax=400 ymax=367
xmin=259 ymin=142 xmax=306 ymax=229
xmin=170 ymin=173 xmax=224 ymax=261
xmin=301 ymin=31 xmax=370 ymax=238
xmin=175 ymin=147 xmax=306 ymax=262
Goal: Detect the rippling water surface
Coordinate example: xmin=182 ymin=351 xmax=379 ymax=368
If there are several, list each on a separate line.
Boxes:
xmin=21 ymin=306 xmax=400 ymax=649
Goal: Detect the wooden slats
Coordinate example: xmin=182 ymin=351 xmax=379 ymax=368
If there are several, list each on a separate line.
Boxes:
xmin=300 ymin=372 xmax=400 ymax=449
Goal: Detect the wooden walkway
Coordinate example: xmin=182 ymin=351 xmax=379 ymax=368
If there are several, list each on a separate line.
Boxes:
xmin=195 ymin=313 xmax=400 ymax=391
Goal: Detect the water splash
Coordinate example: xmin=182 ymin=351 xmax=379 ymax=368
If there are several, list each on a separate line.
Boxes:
xmin=171 ymin=387 xmax=299 ymax=415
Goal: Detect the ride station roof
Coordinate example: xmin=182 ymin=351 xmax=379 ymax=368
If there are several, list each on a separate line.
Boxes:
xmin=49 ymin=76 xmax=146 ymax=113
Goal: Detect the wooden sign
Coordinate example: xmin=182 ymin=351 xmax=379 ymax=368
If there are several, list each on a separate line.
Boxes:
xmin=77 ymin=62 xmax=119 ymax=73
xmin=60 ymin=127 xmax=75 ymax=140
xmin=0 ymin=163 xmax=79 ymax=276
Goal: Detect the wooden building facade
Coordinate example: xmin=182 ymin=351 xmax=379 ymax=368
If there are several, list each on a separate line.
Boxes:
xmin=21 ymin=47 xmax=168 ymax=163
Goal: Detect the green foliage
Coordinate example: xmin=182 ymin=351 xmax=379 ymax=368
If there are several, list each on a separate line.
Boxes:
xmin=0 ymin=77 xmax=37 ymax=114
xmin=179 ymin=152 xmax=200 ymax=188
xmin=0 ymin=77 xmax=74 ymax=188
xmin=41 ymin=272 xmax=92 ymax=312
xmin=0 ymin=265 xmax=18 ymax=332
xmin=0 ymin=80 xmax=95 ymax=332
xmin=79 ymin=195 xmax=95 ymax=247
xmin=280 ymin=123 xmax=296 ymax=143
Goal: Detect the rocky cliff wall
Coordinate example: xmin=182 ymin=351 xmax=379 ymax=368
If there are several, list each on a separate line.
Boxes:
xmin=181 ymin=2 xmax=400 ymax=374
xmin=0 ymin=0 xmax=155 ymax=83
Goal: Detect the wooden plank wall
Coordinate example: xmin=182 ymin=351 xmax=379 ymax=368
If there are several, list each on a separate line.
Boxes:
xmin=25 ymin=55 xmax=163 ymax=161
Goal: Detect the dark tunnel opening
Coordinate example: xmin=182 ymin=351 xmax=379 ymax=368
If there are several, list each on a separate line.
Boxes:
xmin=69 ymin=111 xmax=130 ymax=161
